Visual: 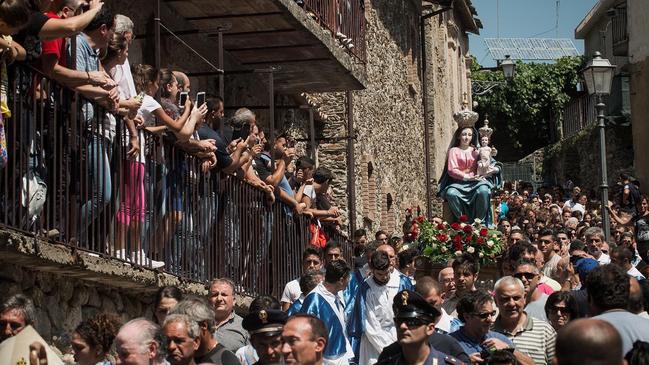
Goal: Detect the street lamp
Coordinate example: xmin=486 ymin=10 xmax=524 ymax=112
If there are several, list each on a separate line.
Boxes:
xmin=581 ymin=51 xmax=616 ymax=241
xmin=501 ymin=54 xmax=515 ymax=80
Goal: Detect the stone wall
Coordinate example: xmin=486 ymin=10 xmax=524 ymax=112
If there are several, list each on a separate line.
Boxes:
xmin=309 ymin=0 xmax=428 ymax=234
xmin=543 ymin=125 xmax=634 ymax=193
xmin=628 ymin=0 xmax=649 ymax=192
xmin=0 ymin=262 xmax=154 ymax=347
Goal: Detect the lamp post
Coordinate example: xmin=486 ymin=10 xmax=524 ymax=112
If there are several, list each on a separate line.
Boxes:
xmin=501 ymin=54 xmax=515 ymax=80
xmin=581 ymin=51 xmax=616 ymax=241
xmin=471 ymin=55 xmax=516 ymax=96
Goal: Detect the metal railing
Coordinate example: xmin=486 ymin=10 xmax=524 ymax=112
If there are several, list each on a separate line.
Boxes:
xmin=303 ymin=0 xmax=366 ymax=62
xmin=1 ymin=64 xmax=353 ymax=298
xmin=612 ymin=9 xmax=628 ymax=48
xmin=562 ymin=94 xmax=597 ymax=138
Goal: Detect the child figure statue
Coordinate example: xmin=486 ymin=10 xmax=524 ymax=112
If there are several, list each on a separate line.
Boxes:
xmin=477 ymin=117 xmax=498 ymax=177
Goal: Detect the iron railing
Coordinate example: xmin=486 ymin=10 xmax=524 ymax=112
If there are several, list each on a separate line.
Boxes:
xmin=611 ymin=8 xmax=629 ymax=46
xmin=1 ymin=64 xmax=355 ymax=298
xmin=562 ymin=94 xmax=597 ymax=138
xmin=303 ymin=0 xmax=366 ymax=62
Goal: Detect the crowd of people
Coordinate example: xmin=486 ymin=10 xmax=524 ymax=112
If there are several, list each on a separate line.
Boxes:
xmin=0 ymin=0 xmax=346 ymax=271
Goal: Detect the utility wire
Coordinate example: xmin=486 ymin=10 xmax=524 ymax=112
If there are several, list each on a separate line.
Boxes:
xmin=157 ymin=21 xmax=224 ymax=73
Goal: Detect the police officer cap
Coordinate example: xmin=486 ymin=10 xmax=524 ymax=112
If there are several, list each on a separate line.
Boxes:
xmin=392 ymin=289 xmax=440 ymax=320
xmin=242 ymin=309 xmax=288 ymax=337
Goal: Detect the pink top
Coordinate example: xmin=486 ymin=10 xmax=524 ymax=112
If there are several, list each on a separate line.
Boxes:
xmin=447 ymin=147 xmax=478 ymax=180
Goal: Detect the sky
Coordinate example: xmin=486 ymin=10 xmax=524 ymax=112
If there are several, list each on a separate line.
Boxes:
xmin=468 ymin=0 xmax=599 ymax=67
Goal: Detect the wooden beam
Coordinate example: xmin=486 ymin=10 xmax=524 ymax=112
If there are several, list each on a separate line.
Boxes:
xmin=186 ymin=11 xmax=283 ymax=20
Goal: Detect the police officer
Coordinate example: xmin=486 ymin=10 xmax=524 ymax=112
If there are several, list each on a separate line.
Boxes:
xmin=242 ymin=309 xmax=288 ymax=365
xmin=376 ymin=290 xmax=465 ymax=365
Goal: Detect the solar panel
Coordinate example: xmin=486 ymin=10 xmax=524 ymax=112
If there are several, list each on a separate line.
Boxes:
xmin=484 ymin=38 xmax=580 ymax=61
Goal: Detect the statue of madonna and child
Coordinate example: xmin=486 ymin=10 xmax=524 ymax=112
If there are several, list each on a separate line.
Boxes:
xmin=437 ymin=103 xmax=502 ymax=226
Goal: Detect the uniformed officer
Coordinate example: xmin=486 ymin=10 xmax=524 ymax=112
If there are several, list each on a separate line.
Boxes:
xmin=376 ymin=290 xmax=465 ymax=365
xmin=242 ymin=309 xmax=288 ymax=365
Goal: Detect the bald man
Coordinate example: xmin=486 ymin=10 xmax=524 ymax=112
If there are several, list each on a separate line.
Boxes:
xmin=553 ymin=319 xmax=624 ymax=365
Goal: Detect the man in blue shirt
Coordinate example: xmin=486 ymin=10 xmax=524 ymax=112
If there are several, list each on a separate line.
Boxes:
xmin=450 ymin=290 xmax=532 ymax=364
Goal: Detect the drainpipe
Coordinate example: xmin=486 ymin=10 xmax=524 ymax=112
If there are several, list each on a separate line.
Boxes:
xmin=420 ymin=2 xmax=454 ymax=220
xmin=346 ymin=91 xmax=356 ymax=235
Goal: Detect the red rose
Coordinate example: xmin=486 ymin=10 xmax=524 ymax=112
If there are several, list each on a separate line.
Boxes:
xmin=436 ymin=234 xmax=447 ymax=242
xmin=453 ymin=241 xmax=463 ymax=251
xmin=459 ymin=215 xmax=469 ymax=222
xmin=412 ymin=219 xmax=417 ymax=225
xmin=417 ymin=216 xmax=426 ymax=223
xmin=453 ymin=234 xmax=462 ymax=244
xmin=480 ymin=228 xmax=488 ymax=237
xmin=451 ymin=222 xmax=461 ymax=230
xmin=476 ymin=237 xmax=485 ymax=245
xmin=437 ymin=223 xmax=445 ymax=230
xmin=463 ymin=225 xmax=473 ymax=233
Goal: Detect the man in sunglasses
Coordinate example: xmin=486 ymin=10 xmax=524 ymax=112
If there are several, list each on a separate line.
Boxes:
xmin=0 ymin=294 xmax=35 ymax=343
xmin=376 ymin=290 xmax=465 ymax=365
xmin=513 ymin=260 xmax=549 ymax=322
xmin=450 ymin=289 xmax=528 ymax=364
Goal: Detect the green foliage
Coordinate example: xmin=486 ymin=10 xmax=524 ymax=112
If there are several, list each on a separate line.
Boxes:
xmin=472 ymin=56 xmax=583 ymax=161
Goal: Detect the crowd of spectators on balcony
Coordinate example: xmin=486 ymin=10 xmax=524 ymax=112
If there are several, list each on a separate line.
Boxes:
xmin=0 ymin=0 xmax=347 ymax=270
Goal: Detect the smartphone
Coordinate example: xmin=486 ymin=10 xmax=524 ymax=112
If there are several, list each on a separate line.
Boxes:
xmin=196 ymin=92 xmax=206 ymax=107
xmin=178 ymin=91 xmax=188 ymax=107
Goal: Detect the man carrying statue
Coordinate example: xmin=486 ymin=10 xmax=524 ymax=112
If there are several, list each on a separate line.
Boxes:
xmin=438 ymin=103 xmax=502 ymax=225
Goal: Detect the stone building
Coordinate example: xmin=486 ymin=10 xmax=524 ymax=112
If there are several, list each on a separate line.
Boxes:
xmin=627 ymin=0 xmax=649 ymax=190
xmin=311 ymin=0 xmax=481 ymax=234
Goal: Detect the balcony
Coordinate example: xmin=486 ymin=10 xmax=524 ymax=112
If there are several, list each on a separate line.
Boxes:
xmin=611 ymin=8 xmax=628 ymax=57
xmin=1 ymin=65 xmax=352 ymax=298
xmin=561 ymin=94 xmax=597 ymax=138
xmin=162 ymin=0 xmax=367 ymax=93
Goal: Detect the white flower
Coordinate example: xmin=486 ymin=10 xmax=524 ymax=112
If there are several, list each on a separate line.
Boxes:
xmin=492 ymin=234 xmax=498 ymax=239
xmin=487 ymin=240 xmax=494 ymax=247
xmin=474 ymin=218 xmax=482 ymax=224
xmin=431 ymin=244 xmax=437 ymax=250
xmin=441 ymin=246 xmax=448 ymax=253
xmin=454 ymin=250 xmax=462 ymax=256
xmin=467 ymin=246 xmax=475 ymax=254
xmin=460 ymin=223 xmax=466 ymax=228
xmin=479 ymin=252 xmax=484 ymax=258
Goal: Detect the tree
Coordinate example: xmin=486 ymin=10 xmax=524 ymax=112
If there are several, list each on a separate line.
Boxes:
xmin=472 ymin=56 xmax=583 ymax=161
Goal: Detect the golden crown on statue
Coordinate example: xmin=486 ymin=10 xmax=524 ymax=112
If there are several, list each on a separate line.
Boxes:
xmin=479 ymin=115 xmax=493 ymax=139
xmin=453 ymin=93 xmax=479 ymax=129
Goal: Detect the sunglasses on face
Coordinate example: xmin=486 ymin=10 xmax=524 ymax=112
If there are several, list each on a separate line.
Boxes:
xmin=395 ymin=317 xmax=429 ymax=329
xmin=471 ymin=310 xmax=497 ymax=320
xmin=0 ymin=320 xmax=23 ymax=331
xmin=513 ymin=272 xmax=537 ymax=281
xmin=549 ymin=305 xmax=569 ymax=315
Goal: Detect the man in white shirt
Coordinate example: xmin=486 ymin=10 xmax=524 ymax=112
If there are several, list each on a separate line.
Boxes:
xmin=281 ymin=247 xmax=323 ymax=311
xmin=584 ymin=227 xmax=611 ymax=265
xmin=348 ymin=251 xmax=412 ymax=364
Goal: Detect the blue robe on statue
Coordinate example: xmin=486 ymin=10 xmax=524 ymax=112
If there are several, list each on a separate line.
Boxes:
xmin=347 ymin=271 xmax=413 ymax=364
xmin=437 ymin=127 xmax=502 ymax=225
xmin=299 ymin=283 xmax=354 ymax=365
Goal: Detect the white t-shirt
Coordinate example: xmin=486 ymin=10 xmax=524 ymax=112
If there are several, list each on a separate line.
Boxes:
xmin=110 ymin=59 xmax=137 ymax=99
xmin=303 ymin=184 xmax=317 ymax=202
xmin=132 ymin=95 xmax=161 ymax=163
xmin=281 ymin=278 xmax=301 ymax=304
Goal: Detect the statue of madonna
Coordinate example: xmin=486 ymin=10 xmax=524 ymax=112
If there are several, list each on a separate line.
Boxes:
xmin=437 ymin=105 xmax=502 ymax=225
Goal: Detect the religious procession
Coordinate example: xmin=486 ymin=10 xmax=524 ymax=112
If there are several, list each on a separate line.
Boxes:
xmin=1 ymin=0 xmax=649 ymax=364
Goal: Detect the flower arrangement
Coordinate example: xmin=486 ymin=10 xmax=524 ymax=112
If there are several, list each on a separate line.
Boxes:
xmin=415 ymin=214 xmax=505 ymax=265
